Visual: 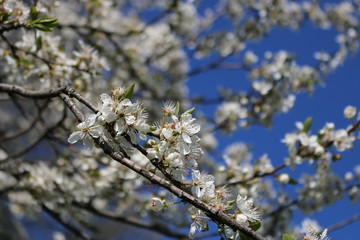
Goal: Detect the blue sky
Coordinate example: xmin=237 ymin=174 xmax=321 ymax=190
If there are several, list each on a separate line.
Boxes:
xmin=187 ymin=17 xmax=360 ymax=239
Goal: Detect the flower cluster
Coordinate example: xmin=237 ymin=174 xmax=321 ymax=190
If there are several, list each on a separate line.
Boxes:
xmin=68 ymin=85 xmax=149 ymax=149
xmin=3 ymin=0 xmax=360 ymax=239
xmin=282 ymin=111 xmax=357 ymax=166
xmin=146 ymin=104 xmax=202 ymax=182
xmin=68 ymin=90 xmax=264 ymax=238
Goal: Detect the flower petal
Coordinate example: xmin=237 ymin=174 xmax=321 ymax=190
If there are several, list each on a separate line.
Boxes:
xmin=68 ymin=131 xmax=83 ymax=144
xmin=182 ymin=132 xmax=192 ymax=143
xmin=82 ymin=136 xmax=93 ymax=149
xmin=86 ymin=114 xmax=97 ymax=126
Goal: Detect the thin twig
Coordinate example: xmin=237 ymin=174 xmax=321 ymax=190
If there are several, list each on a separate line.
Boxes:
xmin=327 ymin=214 xmax=360 ymax=233
xmin=42 ymin=203 xmax=93 ymax=240
xmin=75 ymin=202 xmax=188 ymax=239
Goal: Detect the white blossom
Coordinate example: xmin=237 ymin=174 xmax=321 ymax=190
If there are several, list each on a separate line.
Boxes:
xmin=173 ymin=113 xmax=201 ymax=144
xmin=236 ymin=195 xmax=261 ymax=223
xmin=344 ymin=105 xmax=357 ymax=119
xmin=191 ymin=170 xmax=215 ymax=200
xmin=333 ymin=129 xmax=355 ymax=152
xmin=150 ymin=197 xmax=164 ymax=212
xmin=186 ymin=206 xmax=209 ymax=239
xmin=68 ymin=114 xmax=101 ymax=149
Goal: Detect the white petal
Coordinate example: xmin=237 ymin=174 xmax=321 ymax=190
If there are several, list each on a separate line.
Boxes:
xmin=129 ymin=131 xmax=137 ymax=144
xmin=100 ymin=93 xmax=112 ymax=105
xmin=188 ymin=124 xmax=201 ymax=134
xmin=68 ymin=131 xmax=83 ymax=144
xmin=86 ymin=114 xmax=97 ymax=126
xmin=121 ymin=99 xmax=132 ymax=106
xmin=171 ymin=115 xmax=179 ymax=122
xmin=89 ymin=129 xmax=101 ymax=138
xmin=178 ymin=142 xmax=190 ymax=155
xmin=82 ymin=136 xmax=93 ymax=149
xmin=182 ymin=133 xmax=192 ymax=143
xmin=125 ymin=115 xmax=136 ymax=125
xmin=173 ymin=169 xmax=186 ymax=182
xmin=115 ymin=121 xmax=126 ymax=133
xmin=188 ymin=223 xmax=197 ymax=239
xmin=162 ymin=128 xmax=173 ymax=140
xmin=181 ymin=113 xmax=192 ymax=122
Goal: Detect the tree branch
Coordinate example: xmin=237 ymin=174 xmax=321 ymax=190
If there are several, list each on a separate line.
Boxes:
xmin=0 ymin=83 xmax=265 ymax=240
xmin=42 ymin=203 xmax=93 ymax=240
xmin=0 ymin=83 xmax=66 ymax=99
xmin=327 ymin=213 xmax=360 ymax=233
xmin=74 ymin=202 xmax=188 ymax=239
xmin=59 ymin=94 xmax=265 ymax=240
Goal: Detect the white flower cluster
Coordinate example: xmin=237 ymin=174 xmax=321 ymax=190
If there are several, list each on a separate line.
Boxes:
xmin=67 ymin=89 xmax=264 ymax=238
xmin=2 ymin=32 xmax=109 ymax=89
xmin=224 ymin=195 xmax=262 ymax=240
xmin=146 ymin=104 xmax=202 ymax=182
xmin=294 ymin=218 xmax=331 ymax=240
xmin=215 ymin=102 xmax=248 ymax=132
xmin=2 ymin=0 xmax=47 ymax=25
xmin=298 ymin=167 xmax=344 ymax=213
xmin=282 ymin=114 xmax=356 ymax=166
xmin=68 ymin=85 xmax=149 ymax=150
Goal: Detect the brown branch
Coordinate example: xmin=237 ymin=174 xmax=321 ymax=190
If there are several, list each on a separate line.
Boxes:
xmin=144 ymin=1 xmax=178 ymax=27
xmin=1 ymin=109 xmax=65 ymax=161
xmin=0 ymin=83 xmax=265 ymax=240
xmin=0 ymin=24 xmax=26 ymax=34
xmin=265 ymin=183 xmax=360 ymax=218
xmin=42 ymin=203 xmax=93 ymax=240
xmin=217 ymin=163 xmax=287 ymax=187
xmin=327 ymin=214 xmax=360 ymax=233
xmin=75 ymin=202 xmax=188 ymax=239
xmin=59 ymin=93 xmax=265 ymax=240
xmin=0 ymin=100 xmax=50 ymax=141
xmin=62 ymin=87 xmax=98 ymax=114
xmin=187 ymin=56 xmax=228 ymax=77
xmin=0 ymin=83 xmax=66 ymax=99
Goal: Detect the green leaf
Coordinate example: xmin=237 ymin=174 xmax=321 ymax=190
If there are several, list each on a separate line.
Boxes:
xmin=33 ymin=17 xmax=59 ymax=24
xmin=30 ymin=6 xmax=39 ymax=21
xmin=282 ymin=233 xmax=295 ymax=240
xmin=122 ymin=83 xmax=135 ymax=100
xmin=31 ymin=17 xmax=58 ymax=32
xmin=303 ymin=117 xmax=313 ymax=133
xmin=249 ymin=220 xmax=261 ymax=232
xmin=174 ymin=101 xmax=180 ymax=116
xmin=184 ymin=107 xmax=195 ymax=115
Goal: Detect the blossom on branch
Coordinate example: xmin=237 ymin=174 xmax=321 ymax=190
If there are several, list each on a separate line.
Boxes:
xmin=68 ymin=114 xmax=101 ymax=149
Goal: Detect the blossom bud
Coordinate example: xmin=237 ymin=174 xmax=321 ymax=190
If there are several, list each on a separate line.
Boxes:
xmin=147 ymin=139 xmax=156 ymax=147
xmin=344 ymin=105 xmax=357 ymax=119
xmin=344 ymin=172 xmax=353 ymax=182
xmin=244 ymin=51 xmax=258 ymax=65
xmin=278 ymin=173 xmax=290 ymax=184
xmin=150 ymin=197 xmax=164 ymax=212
